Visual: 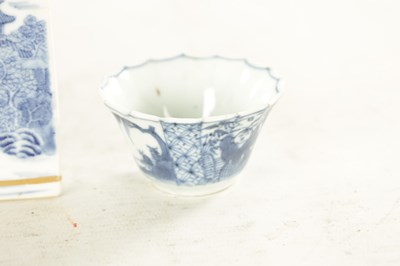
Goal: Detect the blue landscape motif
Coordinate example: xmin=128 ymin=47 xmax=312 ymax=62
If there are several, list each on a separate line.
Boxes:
xmin=118 ymin=109 xmax=268 ymax=186
xmin=0 ymin=6 xmax=55 ymax=159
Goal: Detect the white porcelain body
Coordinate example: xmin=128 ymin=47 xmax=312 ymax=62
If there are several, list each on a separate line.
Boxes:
xmin=101 ymin=55 xmax=282 ymax=196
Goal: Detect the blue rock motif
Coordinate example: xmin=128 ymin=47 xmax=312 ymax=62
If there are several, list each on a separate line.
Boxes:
xmin=0 ymin=128 xmax=43 ymax=158
xmin=119 ymin=109 xmax=268 ymax=186
xmin=0 ymin=7 xmax=55 ymax=158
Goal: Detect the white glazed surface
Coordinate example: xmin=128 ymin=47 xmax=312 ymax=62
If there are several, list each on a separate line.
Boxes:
xmin=101 ymin=55 xmax=281 ymax=122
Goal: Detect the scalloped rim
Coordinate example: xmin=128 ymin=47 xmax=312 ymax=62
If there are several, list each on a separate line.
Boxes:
xmin=100 ymin=54 xmax=283 ymax=123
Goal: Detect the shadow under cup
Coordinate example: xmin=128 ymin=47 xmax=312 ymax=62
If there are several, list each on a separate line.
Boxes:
xmin=101 ymin=55 xmax=281 ymax=196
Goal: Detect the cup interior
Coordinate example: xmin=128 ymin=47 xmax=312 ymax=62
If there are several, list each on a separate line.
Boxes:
xmin=102 ymin=56 xmax=280 ymax=119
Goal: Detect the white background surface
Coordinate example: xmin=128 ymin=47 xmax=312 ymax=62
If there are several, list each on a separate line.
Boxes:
xmin=1 ymin=0 xmax=400 ymax=265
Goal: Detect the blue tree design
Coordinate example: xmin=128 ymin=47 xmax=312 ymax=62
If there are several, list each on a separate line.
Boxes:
xmin=122 ymin=120 xmax=177 ymax=181
xmin=217 ymin=112 xmax=267 ymax=178
xmin=0 ymin=10 xmax=55 ymax=158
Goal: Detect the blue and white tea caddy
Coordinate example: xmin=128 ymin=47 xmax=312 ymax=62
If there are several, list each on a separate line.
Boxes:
xmin=0 ymin=0 xmax=60 ymax=200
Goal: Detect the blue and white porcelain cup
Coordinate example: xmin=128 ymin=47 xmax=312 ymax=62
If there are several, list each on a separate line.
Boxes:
xmin=101 ymin=55 xmax=282 ymax=196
